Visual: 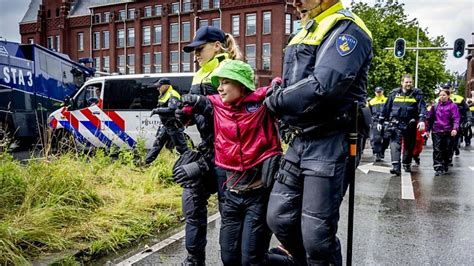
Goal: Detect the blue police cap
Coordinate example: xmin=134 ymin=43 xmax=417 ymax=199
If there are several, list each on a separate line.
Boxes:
xmin=183 ymin=26 xmax=225 ymax=53
xmin=155 ymin=78 xmax=171 ymax=86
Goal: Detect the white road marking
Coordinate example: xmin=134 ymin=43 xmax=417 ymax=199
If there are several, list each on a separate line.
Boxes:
xmin=401 ymin=171 xmax=415 ymax=200
xmin=115 ymin=213 xmax=221 ymax=265
xmin=358 ymin=163 xmax=392 ymax=174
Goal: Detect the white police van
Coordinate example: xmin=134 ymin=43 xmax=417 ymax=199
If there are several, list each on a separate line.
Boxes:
xmin=48 ymin=73 xmax=194 ymax=150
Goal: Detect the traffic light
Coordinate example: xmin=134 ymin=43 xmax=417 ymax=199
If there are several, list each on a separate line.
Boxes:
xmin=394 ymin=38 xmax=405 ymax=58
xmin=453 ymin=38 xmax=465 ymax=58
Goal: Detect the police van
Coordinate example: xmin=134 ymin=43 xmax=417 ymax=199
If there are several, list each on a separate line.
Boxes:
xmin=48 ymin=73 xmax=194 ymax=150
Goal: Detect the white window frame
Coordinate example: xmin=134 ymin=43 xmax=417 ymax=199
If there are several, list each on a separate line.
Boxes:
xmin=232 ymin=15 xmax=240 ymax=36
xmin=246 ymin=13 xmax=256 ymax=36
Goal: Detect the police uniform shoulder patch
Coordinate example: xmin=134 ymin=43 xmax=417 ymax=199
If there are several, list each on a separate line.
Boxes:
xmin=336 ymin=34 xmax=358 ymax=56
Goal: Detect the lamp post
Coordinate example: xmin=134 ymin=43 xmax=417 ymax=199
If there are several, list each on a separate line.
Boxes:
xmin=415 ymin=22 xmax=420 ymax=88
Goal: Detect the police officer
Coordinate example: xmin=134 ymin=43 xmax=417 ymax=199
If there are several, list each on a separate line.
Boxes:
xmin=378 ymin=74 xmax=427 ymax=175
xmin=144 ymin=78 xmax=188 ymax=165
xmin=177 ymin=26 xmax=242 ymax=265
xmin=264 ymin=0 xmax=373 ymax=264
xmin=369 ymin=86 xmax=388 ymax=162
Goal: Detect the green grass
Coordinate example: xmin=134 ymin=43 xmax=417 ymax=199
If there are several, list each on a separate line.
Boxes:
xmin=0 ymin=149 xmax=185 ymax=265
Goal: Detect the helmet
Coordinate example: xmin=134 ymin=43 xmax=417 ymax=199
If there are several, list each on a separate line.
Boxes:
xmin=374 ymin=87 xmax=383 ymax=92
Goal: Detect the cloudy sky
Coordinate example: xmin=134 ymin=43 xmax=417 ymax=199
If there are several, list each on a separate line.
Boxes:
xmin=0 ymin=0 xmax=472 ymax=73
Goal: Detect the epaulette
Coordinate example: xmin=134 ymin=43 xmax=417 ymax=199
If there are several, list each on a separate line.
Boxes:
xmin=337 ymin=9 xmax=354 ymax=19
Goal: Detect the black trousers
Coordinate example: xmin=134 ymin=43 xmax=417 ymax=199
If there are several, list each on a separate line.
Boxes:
xmin=145 ymin=124 xmax=188 ymax=164
xmin=219 ymin=188 xmax=271 ymax=265
xmin=432 ymin=132 xmax=454 ymax=172
xmin=182 ymin=166 xmax=226 ymax=261
xmin=267 ymin=132 xmax=362 ymax=265
xmin=370 ymin=122 xmax=389 ymax=155
xmin=389 ymin=122 xmax=417 ymax=169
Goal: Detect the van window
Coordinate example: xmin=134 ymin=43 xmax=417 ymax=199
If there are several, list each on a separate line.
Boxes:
xmin=103 ymin=78 xmax=158 ymax=110
xmin=102 ymin=76 xmax=194 ymax=110
xmin=73 ymin=83 xmax=102 ymax=109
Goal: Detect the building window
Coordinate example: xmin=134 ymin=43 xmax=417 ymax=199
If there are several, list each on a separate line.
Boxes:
xmin=117 ymin=29 xmax=125 ymax=48
xmin=182 ymin=52 xmax=191 ymax=72
xmin=202 ymin=0 xmax=210 ymax=10
xmin=182 ymin=0 xmax=192 ymax=12
xmin=232 ymin=15 xmax=239 ymax=36
xmin=103 ymin=31 xmax=110 ymax=49
xmin=212 ymin=18 xmax=220 ymax=29
xmin=93 ymin=32 xmax=100 ymax=50
xmin=154 ymin=52 xmax=162 ymax=73
xmin=77 ymin=33 xmax=84 ymax=51
xmin=117 ymin=10 xmax=125 ymax=21
xmin=170 ymin=51 xmax=179 ymax=72
xmin=171 ymin=2 xmax=180 ymax=14
xmin=143 ymin=53 xmax=151 ymax=73
xmin=117 ymin=55 xmax=125 ymax=74
xmin=182 ymin=22 xmax=190 ymax=42
xmin=47 ymin=36 xmax=54 ymax=49
xmin=285 ymin=14 xmax=291 ymax=35
xmin=103 ymin=56 xmax=110 ymax=72
xmin=128 ymin=8 xmax=135 ymax=20
xmin=213 ymin=0 xmax=220 ymax=8
xmin=245 ymin=44 xmax=256 ymax=69
xmin=170 ymin=23 xmax=179 ymax=42
xmin=144 ymin=6 xmax=152 ymax=17
xmin=142 ymin=26 xmax=150 ymax=45
xmin=155 ymin=5 xmax=162 ymax=16
xmin=199 ymin=19 xmax=208 ymax=28
xmin=94 ymin=57 xmax=101 ymax=70
xmin=56 ymin=8 xmax=60 ymax=17
xmin=262 ymin=43 xmax=271 ymax=70
xmin=104 ymin=12 xmax=110 ymax=22
xmin=246 ymin=13 xmax=256 ymax=36
xmin=94 ymin=13 xmax=101 ymax=24
xmin=127 ymin=54 xmax=135 ymax=74
xmin=103 ymin=56 xmax=109 ymax=72
xmin=127 ymin=28 xmax=135 ymax=47
xmin=154 ymin=25 xmax=162 ymax=44
xmin=55 ymin=36 xmax=60 ymax=52
xmin=28 ymin=38 xmax=34 ymax=44
xmin=263 ymin=11 xmax=271 ymax=34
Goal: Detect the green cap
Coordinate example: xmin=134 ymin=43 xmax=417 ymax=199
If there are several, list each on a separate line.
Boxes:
xmin=210 ymin=60 xmax=256 ymax=91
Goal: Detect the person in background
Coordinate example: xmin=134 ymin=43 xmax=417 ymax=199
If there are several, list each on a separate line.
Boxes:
xmin=378 ymin=74 xmax=427 ymax=175
xmin=144 ymin=78 xmax=188 ymax=165
xmin=263 ymin=0 xmax=373 ymax=264
xmin=175 ymin=26 xmax=243 ymax=266
xmin=180 ymin=60 xmax=281 ymax=265
xmin=368 ymin=86 xmax=388 ymax=162
xmin=427 ymin=89 xmax=460 ymax=176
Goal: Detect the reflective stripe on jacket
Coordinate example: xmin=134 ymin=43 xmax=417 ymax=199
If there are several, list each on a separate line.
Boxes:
xmin=381 ymin=88 xmax=426 ymax=123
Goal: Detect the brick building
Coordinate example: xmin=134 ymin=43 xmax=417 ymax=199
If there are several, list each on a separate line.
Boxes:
xmin=19 ymin=0 xmax=297 ymax=86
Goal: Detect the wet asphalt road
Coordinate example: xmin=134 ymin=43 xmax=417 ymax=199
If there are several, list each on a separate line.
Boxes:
xmin=112 ymin=140 xmax=474 ymax=265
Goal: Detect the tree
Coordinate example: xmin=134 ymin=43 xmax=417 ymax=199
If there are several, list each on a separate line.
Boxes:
xmin=350 ymin=0 xmax=451 ymax=101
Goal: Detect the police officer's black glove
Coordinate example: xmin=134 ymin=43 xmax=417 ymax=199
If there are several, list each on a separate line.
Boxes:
xmin=150 ymin=108 xmax=159 ymax=117
xmin=181 ymin=94 xmax=200 ymax=106
xmin=173 ymin=157 xmax=209 ymax=188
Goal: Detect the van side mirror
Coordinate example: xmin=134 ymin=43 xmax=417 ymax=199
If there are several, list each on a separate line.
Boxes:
xmin=63 ymin=96 xmax=71 ymax=106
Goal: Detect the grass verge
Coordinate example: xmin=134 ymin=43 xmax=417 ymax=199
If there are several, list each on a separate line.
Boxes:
xmin=0 ymin=148 xmax=191 ymax=264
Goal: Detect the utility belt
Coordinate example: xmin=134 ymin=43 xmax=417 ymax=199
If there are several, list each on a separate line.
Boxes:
xmin=228 ymin=186 xmax=263 ymax=195
xmin=281 ymin=114 xmax=350 ymax=142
